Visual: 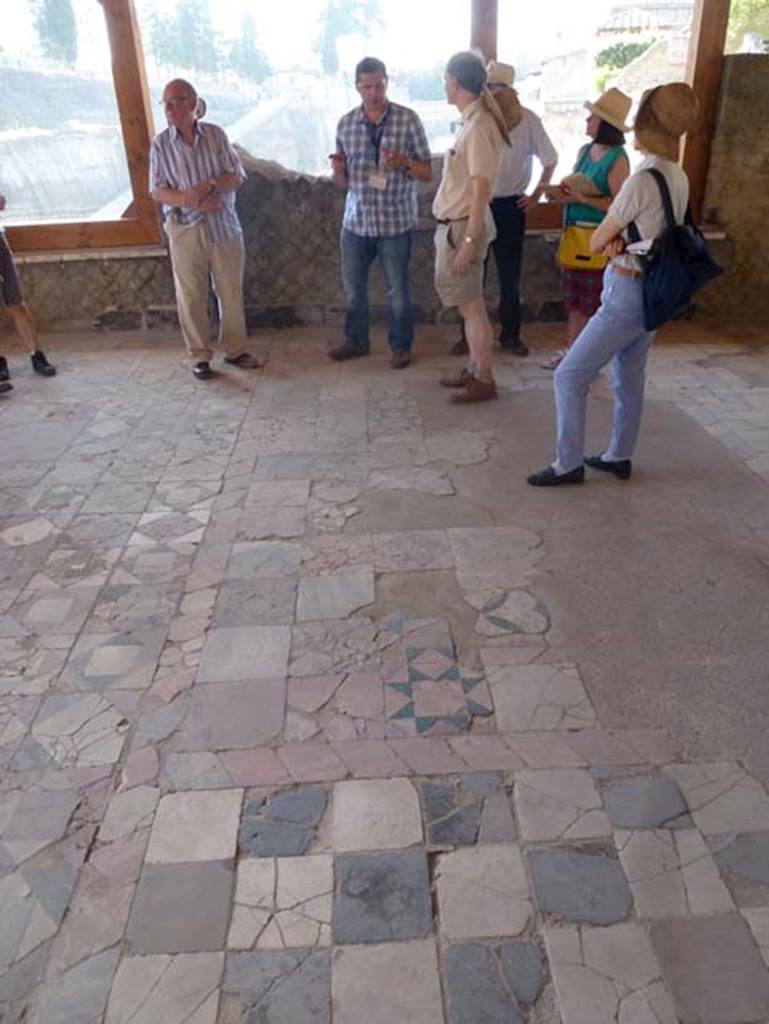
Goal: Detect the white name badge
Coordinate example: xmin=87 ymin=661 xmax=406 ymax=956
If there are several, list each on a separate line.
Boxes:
xmin=368 ymin=171 xmax=388 ymax=191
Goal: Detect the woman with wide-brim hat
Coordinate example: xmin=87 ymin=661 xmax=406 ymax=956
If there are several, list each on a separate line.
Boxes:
xmin=527 ymin=82 xmax=699 ymax=486
xmin=542 ymin=88 xmax=631 ymax=369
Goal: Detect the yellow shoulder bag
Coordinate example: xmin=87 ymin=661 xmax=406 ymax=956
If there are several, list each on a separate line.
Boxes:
xmin=557 ymin=225 xmax=608 ymax=271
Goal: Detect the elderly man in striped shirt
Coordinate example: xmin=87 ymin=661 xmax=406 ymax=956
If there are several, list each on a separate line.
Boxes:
xmin=150 ymin=79 xmax=261 ymax=380
xmin=329 ymin=57 xmax=432 ymax=369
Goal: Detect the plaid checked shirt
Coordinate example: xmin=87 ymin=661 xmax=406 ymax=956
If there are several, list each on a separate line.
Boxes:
xmin=336 ymin=101 xmax=431 ymax=237
xmin=149 ymin=121 xmax=245 ymax=245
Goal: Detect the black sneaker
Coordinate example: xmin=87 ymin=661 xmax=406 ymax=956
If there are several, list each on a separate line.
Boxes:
xmin=584 ymin=455 xmax=632 ymax=480
xmin=0 ymin=357 xmax=9 ymax=383
xmin=192 ymin=361 xmax=213 ymax=380
xmin=30 ymin=350 xmax=56 ymax=376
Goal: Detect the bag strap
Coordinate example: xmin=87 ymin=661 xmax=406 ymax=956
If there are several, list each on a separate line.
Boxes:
xmin=646 ymin=168 xmax=676 ymax=230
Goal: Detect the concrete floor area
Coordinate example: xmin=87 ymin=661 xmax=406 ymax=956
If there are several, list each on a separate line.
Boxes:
xmin=1 ymin=322 xmax=769 ymax=1023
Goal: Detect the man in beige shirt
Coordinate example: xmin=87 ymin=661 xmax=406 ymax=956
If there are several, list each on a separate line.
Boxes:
xmin=433 ymin=52 xmax=509 ymax=402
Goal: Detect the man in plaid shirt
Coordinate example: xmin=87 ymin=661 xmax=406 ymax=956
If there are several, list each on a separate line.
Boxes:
xmin=329 ymin=57 xmax=432 ymax=369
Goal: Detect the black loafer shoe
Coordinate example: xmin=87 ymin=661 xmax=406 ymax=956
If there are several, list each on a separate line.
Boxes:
xmin=0 ymin=357 xmax=9 ymax=383
xmin=0 ymin=380 xmax=12 ymax=394
xmin=506 ymin=341 xmax=529 ymax=357
xmin=390 ymin=351 xmax=411 ymax=369
xmin=584 ymin=455 xmax=632 ymax=480
xmin=527 ymin=465 xmax=585 ymax=487
xmin=328 ymin=343 xmax=368 ymax=361
xmin=192 ymin=361 xmax=213 ymax=380
xmin=30 ymin=350 xmax=56 ymax=376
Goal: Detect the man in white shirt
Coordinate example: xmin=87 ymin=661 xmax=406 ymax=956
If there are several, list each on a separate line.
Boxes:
xmin=451 ymin=62 xmax=557 ymax=357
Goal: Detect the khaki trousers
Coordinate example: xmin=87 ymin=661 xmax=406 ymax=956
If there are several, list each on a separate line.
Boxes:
xmin=165 ymin=220 xmax=247 ymax=364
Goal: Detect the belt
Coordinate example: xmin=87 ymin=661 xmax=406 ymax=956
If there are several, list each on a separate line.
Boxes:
xmin=612 ymin=263 xmax=642 ymax=280
xmin=436 ymin=217 xmax=467 ymax=225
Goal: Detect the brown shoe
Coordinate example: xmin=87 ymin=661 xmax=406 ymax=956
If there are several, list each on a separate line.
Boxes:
xmin=390 ymin=351 xmax=411 ymax=369
xmin=450 ymin=338 xmax=469 ymax=356
xmin=440 ymin=368 xmax=473 ymax=389
xmin=449 ymin=377 xmax=498 ymax=403
xmin=225 ymin=352 xmax=262 ymax=369
xmin=328 ymin=343 xmax=368 ymax=361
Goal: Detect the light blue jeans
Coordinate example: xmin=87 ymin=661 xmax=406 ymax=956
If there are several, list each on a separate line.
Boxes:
xmin=553 ymin=265 xmax=655 ymax=473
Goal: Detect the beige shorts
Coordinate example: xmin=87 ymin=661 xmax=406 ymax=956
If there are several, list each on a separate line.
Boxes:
xmin=434 ymin=218 xmax=491 ymax=309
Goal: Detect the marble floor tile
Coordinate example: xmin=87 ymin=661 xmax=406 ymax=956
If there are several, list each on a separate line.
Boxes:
xmin=664 ymin=762 xmax=769 ymax=834
xmin=489 ymin=662 xmax=596 ymax=732
xmin=545 ymin=923 xmax=677 ymax=1024
xmin=602 ymin=775 xmax=692 ymax=829
xmin=85 ymin=582 xmax=182 ymax=634
xmin=61 ymin=628 xmax=166 ymax=692
xmin=435 ymin=846 xmax=531 ymax=940
xmin=146 ymin=788 xmax=242 ymax=863
xmin=331 ymin=778 xmax=422 ymax=851
xmin=175 ymin=677 xmax=285 ymax=751
xmin=372 ymin=530 xmax=454 ymax=572
xmin=616 ymin=827 xmax=734 ymax=918
xmin=196 ymin=625 xmax=290 ymax=682
xmin=99 ymin=785 xmax=159 ymax=843
xmin=30 ymin=691 xmax=129 ymax=769
xmin=514 ymin=768 xmax=610 ymax=841
xmin=443 ymin=941 xmax=543 ymax=1024
xmin=332 ymin=940 xmax=443 ymax=1024
xmin=227 ymin=540 xmax=302 ymax=579
xmin=296 ymin=569 xmax=375 ymax=622
xmin=239 ymin=784 xmax=329 ymax=857
xmin=126 ymin=860 xmax=233 ymax=954
xmin=228 ymin=854 xmax=333 ymax=950
xmin=711 ymin=830 xmax=769 ymax=907
xmin=105 ymin=951 xmax=223 ymax=1024
xmin=650 ymin=914 xmax=769 ymax=1023
xmin=213 ymin=578 xmax=297 ymax=627
xmin=0 ymin=788 xmax=79 ymax=865
xmin=237 ymin=506 xmax=307 ymax=541
xmin=527 ymin=844 xmax=632 ymax=925
xmin=244 ymin=479 xmax=311 ymax=506
xmin=223 ymin=949 xmax=330 ymax=1024
xmin=448 ymin=527 xmax=542 ymax=589
xmin=34 ymin=948 xmax=120 ymax=1024
xmin=333 ymin=850 xmax=431 ymax=944
xmin=743 ymin=907 xmax=769 ymax=968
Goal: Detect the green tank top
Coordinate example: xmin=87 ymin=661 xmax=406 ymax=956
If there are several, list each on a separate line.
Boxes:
xmin=564 ymin=144 xmax=627 ymax=226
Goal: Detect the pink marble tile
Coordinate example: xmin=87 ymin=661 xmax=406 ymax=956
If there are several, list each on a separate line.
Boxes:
xmin=333 ymin=740 xmax=409 ymax=778
xmin=278 ymin=742 xmax=349 ymax=782
xmin=389 ymin=738 xmax=466 ymax=775
xmin=121 ymin=747 xmax=159 ymax=789
xmin=220 ymin=749 xmax=290 ymax=787
xmin=448 ymin=735 xmax=526 ymax=771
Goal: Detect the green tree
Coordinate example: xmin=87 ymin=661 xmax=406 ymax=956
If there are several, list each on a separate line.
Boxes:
xmin=727 ymin=0 xmax=769 ymax=46
xmin=31 ymin=0 xmax=78 ymax=65
xmin=596 ymin=41 xmax=652 ymax=69
xmin=317 ymin=0 xmax=383 ymax=76
xmin=175 ymin=0 xmax=219 ymax=73
xmin=228 ymin=12 xmax=271 ymax=82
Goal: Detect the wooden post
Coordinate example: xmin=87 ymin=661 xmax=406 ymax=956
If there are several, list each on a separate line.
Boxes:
xmin=471 ymin=0 xmax=498 ymax=61
xmin=682 ymin=0 xmax=731 ymax=219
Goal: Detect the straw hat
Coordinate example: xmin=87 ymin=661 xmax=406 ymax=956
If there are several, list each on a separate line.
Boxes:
xmin=584 ymin=88 xmax=632 ymax=132
xmin=486 ymin=60 xmax=515 ymax=87
xmin=633 ymin=83 xmax=699 ymax=160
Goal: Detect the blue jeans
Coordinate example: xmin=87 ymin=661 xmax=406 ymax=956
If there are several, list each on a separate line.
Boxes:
xmin=553 ymin=265 xmax=655 ymax=473
xmin=340 ymin=229 xmax=414 ymax=353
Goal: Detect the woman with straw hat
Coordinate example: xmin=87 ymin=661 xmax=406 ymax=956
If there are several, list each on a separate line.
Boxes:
xmin=527 ymin=83 xmax=699 ymax=487
xmin=543 ymin=88 xmax=631 ymax=370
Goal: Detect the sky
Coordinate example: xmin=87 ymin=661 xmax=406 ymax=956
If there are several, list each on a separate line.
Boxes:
xmin=5 ymin=0 xmax=615 ymax=77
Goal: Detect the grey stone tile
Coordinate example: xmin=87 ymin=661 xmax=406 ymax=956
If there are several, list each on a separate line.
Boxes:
xmin=105 ymin=951 xmax=223 ymax=1023
xmin=296 ymin=569 xmax=375 ymax=622
xmin=333 ymin=850 xmax=431 ymax=944
xmin=240 ymin=785 xmax=329 ymax=857
xmin=332 ymin=940 xmax=443 ymax=1024
xmin=227 ymin=541 xmax=302 ymax=579
xmin=223 ymin=950 xmax=330 ymax=1023
xmin=126 ymin=861 xmax=233 ymax=954
xmin=601 ymin=776 xmax=692 ymax=829
xmin=650 ymin=914 xmax=769 ymax=1023
xmin=526 ymin=844 xmax=633 ymax=924
xmin=443 ymin=941 xmax=542 ymax=1024
xmin=712 ymin=830 xmax=769 ymax=906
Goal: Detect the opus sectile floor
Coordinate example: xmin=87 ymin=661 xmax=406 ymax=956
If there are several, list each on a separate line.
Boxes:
xmin=1 ymin=324 xmax=769 ymax=1023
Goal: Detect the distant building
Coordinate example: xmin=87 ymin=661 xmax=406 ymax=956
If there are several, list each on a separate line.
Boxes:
xmin=597 ymin=0 xmax=695 ymax=36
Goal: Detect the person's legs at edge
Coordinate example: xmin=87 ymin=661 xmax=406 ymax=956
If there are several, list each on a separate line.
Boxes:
xmin=450 ymin=296 xmax=496 ymax=401
xmin=554 ymin=270 xmax=648 ymax=473
xmin=378 ymin=231 xmax=413 ymax=359
xmin=340 ymin=229 xmax=376 ymax=354
xmin=491 ymin=196 xmax=526 ymax=349
xmin=1 ymin=232 xmax=56 ymax=375
xmin=603 ymin=311 xmax=655 ymax=462
xmin=167 ymin=221 xmax=215 ymax=366
xmin=208 ymin=232 xmax=250 ymax=361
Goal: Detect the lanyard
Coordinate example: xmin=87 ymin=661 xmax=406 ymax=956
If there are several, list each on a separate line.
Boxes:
xmin=364 ymin=107 xmax=390 ymax=167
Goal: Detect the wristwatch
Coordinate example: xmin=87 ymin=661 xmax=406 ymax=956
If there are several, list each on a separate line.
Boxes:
xmin=464 ymin=235 xmax=475 ymax=245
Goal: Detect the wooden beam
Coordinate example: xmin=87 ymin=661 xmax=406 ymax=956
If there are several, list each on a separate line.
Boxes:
xmin=6 ymin=218 xmax=161 ymax=253
xmin=471 ymin=0 xmax=498 ymax=61
xmin=682 ymin=0 xmax=730 ymax=219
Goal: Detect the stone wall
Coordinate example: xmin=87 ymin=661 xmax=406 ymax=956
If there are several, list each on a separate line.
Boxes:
xmin=696 ymin=54 xmax=769 ymax=325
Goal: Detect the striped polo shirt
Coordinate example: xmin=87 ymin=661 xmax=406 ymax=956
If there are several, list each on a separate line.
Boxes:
xmin=336 ymin=101 xmax=431 ymax=237
xmin=149 ymin=121 xmax=245 ymax=245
